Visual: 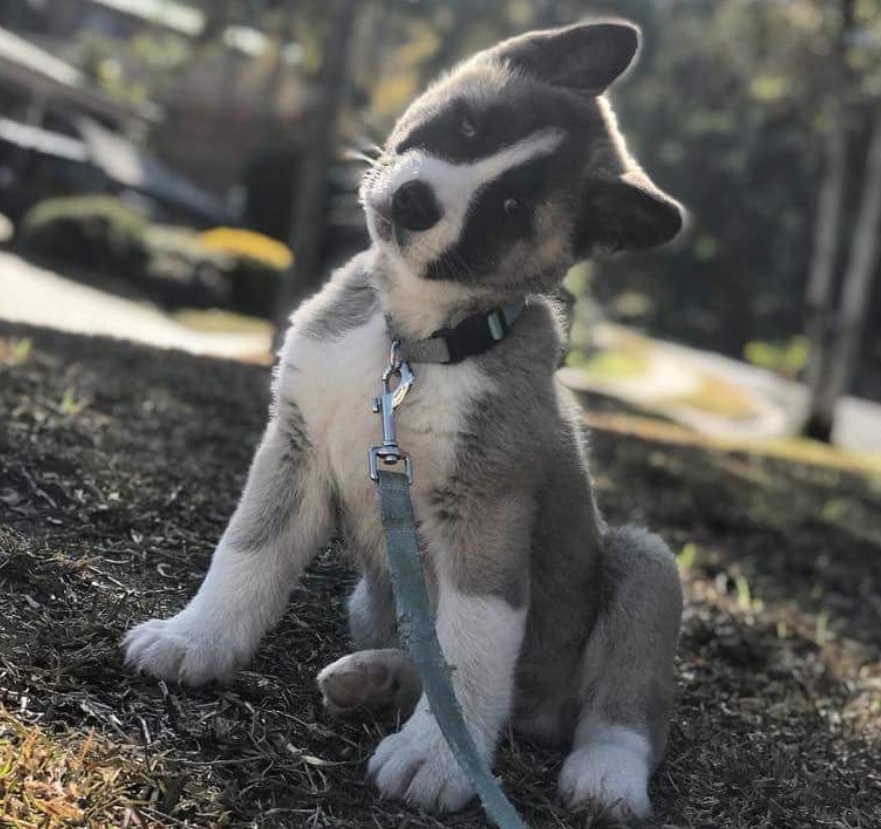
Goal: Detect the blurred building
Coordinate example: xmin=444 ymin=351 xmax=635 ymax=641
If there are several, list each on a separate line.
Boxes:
xmin=0 ymin=22 xmax=231 ymax=226
xmin=0 ymin=0 xmax=366 ymax=260
xmin=0 ymin=0 xmax=203 ymax=48
xmin=0 ymin=0 xmax=312 ymax=198
xmin=151 ymin=26 xmax=311 ymax=197
xmin=0 ymin=25 xmax=155 ymax=135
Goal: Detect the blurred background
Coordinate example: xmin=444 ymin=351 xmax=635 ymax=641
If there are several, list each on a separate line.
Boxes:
xmin=1 ymin=0 xmax=879 ymax=453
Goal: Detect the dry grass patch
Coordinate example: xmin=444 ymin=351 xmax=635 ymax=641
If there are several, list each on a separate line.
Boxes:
xmin=0 ymin=708 xmax=168 ymax=829
xmin=668 ymin=373 xmax=759 ymax=420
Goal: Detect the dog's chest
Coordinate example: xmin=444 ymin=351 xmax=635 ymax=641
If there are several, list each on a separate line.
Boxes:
xmin=279 ymin=312 xmax=486 ymax=548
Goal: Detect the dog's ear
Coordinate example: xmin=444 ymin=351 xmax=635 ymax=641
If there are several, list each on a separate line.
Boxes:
xmin=575 ymin=170 xmax=683 ymax=255
xmin=494 ymin=21 xmax=640 ymax=95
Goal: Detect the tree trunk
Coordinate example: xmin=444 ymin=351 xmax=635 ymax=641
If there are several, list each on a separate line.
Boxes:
xmin=801 ymin=116 xmax=849 ymax=440
xmin=801 ymin=0 xmax=855 ymax=442
xmin=274 ymin=0 xmax=359 ymax=333
xmin=804 ymin=110 xmax=881 ymax=441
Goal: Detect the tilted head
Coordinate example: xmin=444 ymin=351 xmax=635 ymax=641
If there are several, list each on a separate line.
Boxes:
xmin=361 ymin=21 xmax=682 ymax=302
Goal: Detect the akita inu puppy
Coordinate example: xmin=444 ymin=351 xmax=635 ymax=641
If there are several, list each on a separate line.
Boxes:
xmin=125 ymin=21 xmax=683 ymax=820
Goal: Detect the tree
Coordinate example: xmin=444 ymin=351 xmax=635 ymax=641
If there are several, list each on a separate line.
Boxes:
xmin=273 ymin=0 xmax=360 ymax=332
xmin=804 ymin=111 xmax=881 ymax=440
xmin=802 ymin=0 xmax=881 ymax=441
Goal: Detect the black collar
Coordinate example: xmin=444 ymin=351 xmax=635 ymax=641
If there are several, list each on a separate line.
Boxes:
xmin=390 ymin=299 xmax=527 ymax=365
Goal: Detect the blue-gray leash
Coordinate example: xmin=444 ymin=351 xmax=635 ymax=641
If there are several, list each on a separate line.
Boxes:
xmin=368 ymin=342 xmax=528 ymax=829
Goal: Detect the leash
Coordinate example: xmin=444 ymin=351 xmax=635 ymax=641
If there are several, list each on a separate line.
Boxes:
xmin=368 ymin=340 xmax=529 ymax=829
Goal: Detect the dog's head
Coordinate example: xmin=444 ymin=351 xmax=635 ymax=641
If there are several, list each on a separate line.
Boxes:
xmin=361 ymin=21 xmax=682 ymax=295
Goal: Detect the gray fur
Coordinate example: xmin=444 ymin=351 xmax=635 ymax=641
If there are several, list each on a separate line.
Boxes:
xmin=298 ymin=252 xmax=378 ymax=341
xmin=340 ymin=295 xmax=681 ymax=761
xmin=227 ymin=400 xmax=309 ymax=552
xmin=336 ymin=22 xmax=682 ymax=814
xmin=575 ymin=526 xmax=682 ymax=764
xmin=347 ymin=571 xmax=398 ymax=650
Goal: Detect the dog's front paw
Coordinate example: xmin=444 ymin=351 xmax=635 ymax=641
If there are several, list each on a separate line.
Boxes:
xmin=123 ymin=609 xmax=251 ymax=686
xmin=368 ymin=710 xmax=477 ymax=812
xmin=558 ymin=731 xmax=651 ymax=819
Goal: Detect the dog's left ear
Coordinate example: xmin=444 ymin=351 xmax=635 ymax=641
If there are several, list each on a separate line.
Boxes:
xmin=494 ymin=21 xmax=640 ymax=95
xmin=575 ymin=170 xmax=684 ymax=255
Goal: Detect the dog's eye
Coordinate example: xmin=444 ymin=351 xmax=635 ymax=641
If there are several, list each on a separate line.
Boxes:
xmin=460 ymin=117 xmax=476 ymax=138
xmin=503 ymin=198 xmax=521 ymax=216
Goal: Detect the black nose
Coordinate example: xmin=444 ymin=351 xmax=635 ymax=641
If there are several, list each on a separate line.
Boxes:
xmin=391 ymin=181 xmax=442 ymax=232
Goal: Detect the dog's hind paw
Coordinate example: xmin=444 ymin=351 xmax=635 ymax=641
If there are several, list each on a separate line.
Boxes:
xmin=317 ymin=649 xmax=421 ymax=720
xmin=123 ymin=611 xmax=250 ymax=686
xmin=368 ymin=708 xmax=477 ymax=812
xmin=558 ymin=727 xmax=651 ymax=819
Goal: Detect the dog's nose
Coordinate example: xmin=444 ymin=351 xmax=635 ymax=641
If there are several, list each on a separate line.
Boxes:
xmin=391 ymin=181 xmax=442 ymax=232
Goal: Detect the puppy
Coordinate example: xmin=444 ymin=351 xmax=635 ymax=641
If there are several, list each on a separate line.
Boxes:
xmin=125 ymin=21 xmax=683 ymax=820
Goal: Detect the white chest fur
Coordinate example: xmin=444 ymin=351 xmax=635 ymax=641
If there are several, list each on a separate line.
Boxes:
xmin=277 ymin=310 xmax=488 ymax=558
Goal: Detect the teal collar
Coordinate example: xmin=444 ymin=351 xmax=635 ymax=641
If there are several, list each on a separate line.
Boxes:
xmin=390 ymin=299 xmax=527 ymax=365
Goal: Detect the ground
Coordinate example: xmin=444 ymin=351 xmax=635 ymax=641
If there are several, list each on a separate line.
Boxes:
xmin=1 ymin=322 xmax=879 ymax=829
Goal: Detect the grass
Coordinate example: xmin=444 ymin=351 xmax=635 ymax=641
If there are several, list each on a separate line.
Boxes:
xmin=0 ymin=337 xmax=33 ymax=367
xmin=668 ymin=374 xmax=761 ymax=420
xmin=1 ymin=323 xmax=880 ymax=829
xmin=567 ymin=347 xmax=651 ymax=381
xmin=170 ymin=309 xmax=275 ymax=336
xmin=0 ymin=708 xmax=172 ymax=829
xmin=581 ymin=409 xmax=881 ymax=476
xmin=566 ymin=333 xmax=761 ymax=421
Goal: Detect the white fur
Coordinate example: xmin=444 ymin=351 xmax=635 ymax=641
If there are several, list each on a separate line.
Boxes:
xmin=125 ymin=278 xmax=493 ymax=684
xmin=363 ymin=130 xmax=564 ymax=274
xmin=281 ymin=299 xmax=489 ymax=563
xmin=558 ymin=723 xmax=652 ymax=818
xmin=124 ymin=422 xmax=334 ymax=684
xmin=369 ymin=583 xmax=527 ymax=811
xmin=379 ymin=256 xmax=480 ymax=339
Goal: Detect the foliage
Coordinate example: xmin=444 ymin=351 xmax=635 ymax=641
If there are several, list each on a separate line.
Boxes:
xmin=143 ymin=226 xmax=284 ymax=318
xmin=18 ymin=0 xmax=881 ymax=396
xmin=171 ymin=308 xmax=275 ymax=336
xmin=744 ymin=337 xmax=810 ymax=379
xmin=196 ymin=228 xmax=290 ymax=319
xmin=0 ymin=338 xmax=32 ymax=367
xmin=19 ymin=196 xmax=150 ymax=273
xmin=199 ymin=227 xmax=293 ymax=271
xmin=586 ymin=0 xmax=881 ymax=397
xmin=569 ymin=347 xmax=651 ymax=381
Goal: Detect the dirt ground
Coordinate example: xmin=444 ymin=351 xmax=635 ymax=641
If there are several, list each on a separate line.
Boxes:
xmin=1 ymin=322 xmax=879 ymax=829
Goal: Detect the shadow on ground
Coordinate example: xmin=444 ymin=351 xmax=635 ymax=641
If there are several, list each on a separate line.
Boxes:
xmin=1 ymin=323 xmax=879 ymax=828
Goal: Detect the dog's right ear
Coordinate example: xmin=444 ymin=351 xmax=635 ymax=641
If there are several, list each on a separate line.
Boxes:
xmin=491 ymin=21 xmax=640 ymax=95
xmin=574 ymin=170 xmax=684 ymax=255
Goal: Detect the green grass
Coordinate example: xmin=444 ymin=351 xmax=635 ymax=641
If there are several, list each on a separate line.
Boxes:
xmin=580 ymin=348 xmax=651 ymax=380
xmin=170 ymin=309 xmax=274 ymax=336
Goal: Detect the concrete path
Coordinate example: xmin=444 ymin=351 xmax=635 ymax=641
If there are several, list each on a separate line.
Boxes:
xmin=0 ymin=251 xmax=271 ymax=359
xmin=559 ymin=323 xmax=881 ymax=455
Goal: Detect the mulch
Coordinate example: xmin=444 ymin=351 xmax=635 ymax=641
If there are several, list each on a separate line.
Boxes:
xmin=1 ymin=321 xmax=879 ymax=828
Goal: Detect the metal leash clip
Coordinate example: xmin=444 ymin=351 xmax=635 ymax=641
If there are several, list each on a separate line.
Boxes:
xmin=368 ymin=340 xmax=415 ymax=483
